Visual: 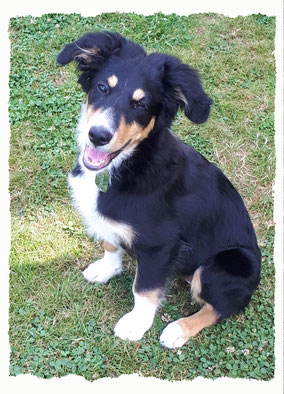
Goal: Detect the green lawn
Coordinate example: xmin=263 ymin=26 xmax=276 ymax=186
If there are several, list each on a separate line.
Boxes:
xmin=9 ymin=12 xmax=275 ymax=381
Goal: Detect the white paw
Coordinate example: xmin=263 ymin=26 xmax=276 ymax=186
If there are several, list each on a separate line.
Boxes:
xmin=114 ymin=311 xmax=152 ymax=341
xmin=160 ymin=321 xmax=187 ymax=349
xmin=82 ymin=257 xmax=122 ymax=283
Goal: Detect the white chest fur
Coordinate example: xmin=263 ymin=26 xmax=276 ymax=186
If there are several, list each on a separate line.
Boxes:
xmin=68 ymin=170 xmax=134 ymax=248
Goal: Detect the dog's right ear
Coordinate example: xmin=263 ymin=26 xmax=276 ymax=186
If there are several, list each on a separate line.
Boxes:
xmin=57 ymin=31 xmax=123 ymax=65
xmin=57 ymin=42 xmax=99 ymax=65
xmin=57 ymin=32 xmax=127 ymax=92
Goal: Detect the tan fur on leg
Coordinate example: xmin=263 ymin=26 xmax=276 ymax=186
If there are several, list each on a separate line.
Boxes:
xmin=103 ymin=241 xmax=118 ymax=253
xmin=191 ymin=267 xmax=203 ymax=303
xmin=160 ymin=303 xmax=219 ymax=348
xmin=135 ymin=289 xmax=162 ymax=305
xmin=114 ymin=288 xmax=162 ymax=341
xmin=177 ymin=303 xmax=219 ymax=339
xmin=132 ymin=267 xmax=163 ymax=305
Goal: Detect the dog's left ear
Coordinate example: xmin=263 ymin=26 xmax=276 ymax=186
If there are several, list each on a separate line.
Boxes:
xmin=149 ymin=53 xmax=213 ymax=124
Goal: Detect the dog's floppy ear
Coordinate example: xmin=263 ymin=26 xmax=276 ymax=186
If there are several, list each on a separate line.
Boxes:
xmin=57 ymin=32 xmax=146 ymax=92
xmin=57 ymin=31 xmax=123 ymax=65
xmin=148 ymin=53 xmax=213 ymax=124
xmin=57 ymin=31 xmax=145 ymax=92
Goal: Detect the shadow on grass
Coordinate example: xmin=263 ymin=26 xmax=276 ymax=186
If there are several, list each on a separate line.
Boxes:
xmin=9 ymin=249 xmax=275 ymax=381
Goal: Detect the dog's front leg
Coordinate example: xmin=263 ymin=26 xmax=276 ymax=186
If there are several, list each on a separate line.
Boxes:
xmin=82 ymin=241 xmax=123 ymax=283
xmin=114 ymin=250 xmax=169 ymax=341
xmin=114 ymin=288 xmax=161 ymax=341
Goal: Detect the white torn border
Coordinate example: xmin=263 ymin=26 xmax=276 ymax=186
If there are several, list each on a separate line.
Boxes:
xmin=1 ymin=1 xmax=283 ymax=393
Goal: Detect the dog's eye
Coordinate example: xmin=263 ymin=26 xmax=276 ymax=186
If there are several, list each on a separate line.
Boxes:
xmin=132 ymin=101 xmax=145 ymax=109
xmin=98 ymin=83 xmax=108 ymax=93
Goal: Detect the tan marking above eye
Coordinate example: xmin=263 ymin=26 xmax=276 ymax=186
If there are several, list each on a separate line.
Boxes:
xmin=132 ymin=88 xmax=145 ymax=101
xmin=108 ymin=74 xmax=118 ymax=88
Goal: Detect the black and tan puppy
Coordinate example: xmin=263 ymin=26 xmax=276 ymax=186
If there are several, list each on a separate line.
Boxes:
xmin=57 ymin=32 xmax=261 ymax=348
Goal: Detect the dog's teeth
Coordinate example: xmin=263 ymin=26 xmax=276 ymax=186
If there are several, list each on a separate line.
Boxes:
xmin=96 ymin=159 xmax=106 ymax=165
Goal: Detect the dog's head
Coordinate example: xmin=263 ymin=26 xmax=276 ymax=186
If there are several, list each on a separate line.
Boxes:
xmin=57 ymin=31 xmax=213 ymax=171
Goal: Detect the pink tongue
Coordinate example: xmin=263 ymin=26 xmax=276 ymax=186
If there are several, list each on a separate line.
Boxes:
xmin=85 ymin=145 xmax=109 ymax=162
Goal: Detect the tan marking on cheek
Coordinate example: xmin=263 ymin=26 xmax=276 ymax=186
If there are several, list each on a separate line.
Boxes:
xmin=86 ymin=106 xmax=102 ymax=123
xmin=132 ymin=88 xmax=145 ymax=101
xmin=109 ymin=116 xmax=156 ymax=152
xmin=177 ymin=303 xmax=219 ymax=339
xmin=103 ymin=241 xmax=118 ymax=253
xmin=108 ymin=117 xmax=130 ymax=150
xmin=132 ymin=117 xmax=155 ymax=143
xmin=108 ymin=74 xmax=118 ymax=88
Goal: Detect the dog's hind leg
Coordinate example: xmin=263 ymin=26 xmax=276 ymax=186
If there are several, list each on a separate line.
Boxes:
xmin=160 ymin=247 xmax=260 ymax=348
xmin=160 ymin=267 xmax=219 ymax=348
xmin=160 ymin=302 xmax=219 ymax=349
xmin=82 ymin=241 xmax=124 ymax=283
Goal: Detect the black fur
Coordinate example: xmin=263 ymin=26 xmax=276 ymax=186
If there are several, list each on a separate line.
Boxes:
xmin=58 ymin=31 xmax=261 ymax=322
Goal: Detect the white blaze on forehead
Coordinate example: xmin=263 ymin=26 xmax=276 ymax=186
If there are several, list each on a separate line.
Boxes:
xmin=132 ymin=88 xmax=145 ymax=101
xmin=88 ymin=107 xmax=115 ymax=133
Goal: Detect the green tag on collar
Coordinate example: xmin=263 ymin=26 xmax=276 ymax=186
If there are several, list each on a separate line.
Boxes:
xmin=95 ymin=171 xmax=110 ymax=192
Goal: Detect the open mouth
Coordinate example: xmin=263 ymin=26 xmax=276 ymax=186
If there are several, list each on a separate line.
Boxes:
xmin=83 ymin=145 xmax=120 ymax=171
xmin=83 ymin=141 xmax=131 ymax=171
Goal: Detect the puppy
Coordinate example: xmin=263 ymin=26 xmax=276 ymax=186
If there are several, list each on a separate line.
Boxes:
xmin=57 ymin=32 xmax=261 ymax=348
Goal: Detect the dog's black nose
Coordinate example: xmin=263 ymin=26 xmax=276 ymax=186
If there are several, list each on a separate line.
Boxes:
xmin=88 ymin=127 xmax=112 ymax=146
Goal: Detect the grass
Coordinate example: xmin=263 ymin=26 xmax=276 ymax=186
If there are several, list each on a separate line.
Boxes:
xmin=9 ymin=12 xmax=275 ymax=381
